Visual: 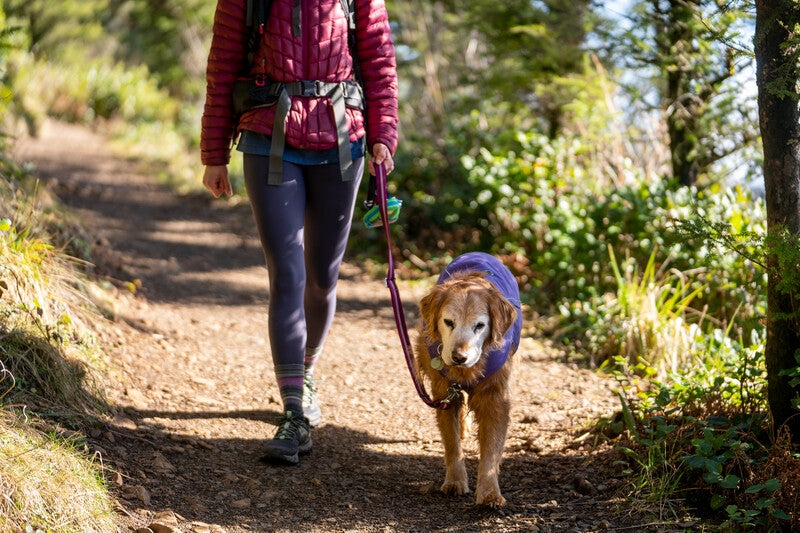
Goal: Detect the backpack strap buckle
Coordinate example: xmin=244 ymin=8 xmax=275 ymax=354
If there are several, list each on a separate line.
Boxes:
xmin=300 ymin=80 xmax=321 ymax=97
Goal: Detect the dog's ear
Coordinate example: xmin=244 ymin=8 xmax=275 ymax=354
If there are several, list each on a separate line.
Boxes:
xmin=419 ymin=285 xmax=447 ymax=340
xmin=488 ymin=288 xmax=517 ymax=347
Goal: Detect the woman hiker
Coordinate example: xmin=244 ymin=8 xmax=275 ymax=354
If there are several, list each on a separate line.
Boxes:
xmin=200 ymin=0 xmax=399 ymax=465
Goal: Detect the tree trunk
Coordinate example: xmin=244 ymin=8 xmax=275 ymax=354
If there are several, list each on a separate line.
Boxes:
xmin=755 ymin=0 xmax=800 ymax=441
xmin=666 ymin=91 xmax=701 ymax=187
xmin=661 ymin=0 xmax=701 ymax=187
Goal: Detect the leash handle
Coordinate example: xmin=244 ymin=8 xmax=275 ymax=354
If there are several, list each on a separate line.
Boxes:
xmin=374 ymin=163 xmax=449 ymax=409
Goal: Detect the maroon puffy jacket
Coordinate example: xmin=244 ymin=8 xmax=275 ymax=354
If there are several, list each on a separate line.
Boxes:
xmin=201 ymin=0 xmax=399 ymax=166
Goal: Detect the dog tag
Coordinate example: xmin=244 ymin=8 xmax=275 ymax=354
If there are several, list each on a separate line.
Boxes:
xmin=430 ymin=357 xmax=444 ymax=370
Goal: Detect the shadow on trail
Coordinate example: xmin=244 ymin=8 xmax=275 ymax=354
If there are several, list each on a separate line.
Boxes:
xmin=106 ymin=407 xmax=630 ymax=533
xmin=31 ymin=151 xmax=414 ymax=315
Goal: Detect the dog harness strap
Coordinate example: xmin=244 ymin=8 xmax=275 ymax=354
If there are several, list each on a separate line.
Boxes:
xmin=267 ymin=80 xmax=361 ymax=185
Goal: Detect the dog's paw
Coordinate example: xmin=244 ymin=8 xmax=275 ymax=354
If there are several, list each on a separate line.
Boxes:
xmin=476 ymin=489 xmax=506 ymax=508
xmin=441 ymin=479 xmax=470 ymax=496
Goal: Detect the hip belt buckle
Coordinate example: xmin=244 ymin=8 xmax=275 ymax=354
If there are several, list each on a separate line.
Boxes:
xmin=300 ymin=80 xmax=321 ymax=97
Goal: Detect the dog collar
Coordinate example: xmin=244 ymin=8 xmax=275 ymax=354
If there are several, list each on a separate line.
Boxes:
xmin=426 ymin=339 xmax=515 ymax=390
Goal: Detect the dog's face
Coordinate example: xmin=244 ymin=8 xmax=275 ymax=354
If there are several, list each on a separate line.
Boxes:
xmin=420 ymin=273 xmax=517 ymax=369
xmin=436 ymin=289 xmax=492 ymax=368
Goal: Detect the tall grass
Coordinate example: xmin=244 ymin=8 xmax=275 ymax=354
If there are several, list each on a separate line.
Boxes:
xmin=581 ymin=242 xmax=778 ymax=527
xmin=1 ymin=165 xmax=111 ymax=415
xmin=604 ymin=246 xmax=706 ymax=379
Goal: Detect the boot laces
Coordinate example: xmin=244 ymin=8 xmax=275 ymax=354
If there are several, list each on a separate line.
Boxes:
xmin=275 ymin=411 xmax=305 ymax=440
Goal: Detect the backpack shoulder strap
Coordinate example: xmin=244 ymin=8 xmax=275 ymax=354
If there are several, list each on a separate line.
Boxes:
xmin=244 ymin=0 xmax=273 ymax=65
xmin=341 ymin=0 xmax=362 ymax=86
xmin=340 ymin=0 xmax=355 ymax=30
xmin=246 ymin=0 xmax=255 ymax=26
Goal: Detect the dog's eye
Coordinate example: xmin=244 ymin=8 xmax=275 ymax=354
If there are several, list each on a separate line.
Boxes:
xmin=473 ymin=322 xmax=486 ymax=333
xmin=443 ymin=319 xmax=455 ymax=329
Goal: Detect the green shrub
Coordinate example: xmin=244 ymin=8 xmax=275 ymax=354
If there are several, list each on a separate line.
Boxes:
xmin=11 ymin=55 xmax=178 ymax=125
xmin=455 ymin=132 xmax=766 ymax=368
xmin=605 ymin=350 xmax=790 ymax=530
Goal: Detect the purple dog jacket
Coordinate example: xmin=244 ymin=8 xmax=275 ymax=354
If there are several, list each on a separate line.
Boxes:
xmin=427 ymin=252 xmax=523 ymax=386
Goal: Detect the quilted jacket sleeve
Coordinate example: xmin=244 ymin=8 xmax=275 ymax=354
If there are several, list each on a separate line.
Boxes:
xmin=354 ymin=0 xmax=399 ymax=156
xmin=200 ymin=0 xmax=249 ymax=166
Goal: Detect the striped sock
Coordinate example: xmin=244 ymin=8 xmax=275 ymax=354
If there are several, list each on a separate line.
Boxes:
xmin=304 ymin=346 xmax=323 ymax=377
xmin=275 ymin=363 xmax=305 ymax=413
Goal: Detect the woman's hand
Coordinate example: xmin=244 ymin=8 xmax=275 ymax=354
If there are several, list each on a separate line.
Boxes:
xmin=203 ymin=165 xmax=233 ymax=198
xmin=368 ymin=142 xmax=394 ymax=175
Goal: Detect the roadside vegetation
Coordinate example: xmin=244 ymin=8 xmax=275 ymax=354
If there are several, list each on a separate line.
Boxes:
xmin=1 ymin=1 xmax=799 ymax=531
xmin=0 ymin=145 xmax=119 ymax=528
xmin=0 ymin=9 xmax=122 ymax=530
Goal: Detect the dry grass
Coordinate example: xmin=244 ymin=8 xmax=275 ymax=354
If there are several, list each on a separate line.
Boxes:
xmin=0 ymin=238 xmax=112 ymax=417
xmin=0 ymin=409 xmax=116 ymax=533
xmin=0 ymin=326 xmax=109 ymax=416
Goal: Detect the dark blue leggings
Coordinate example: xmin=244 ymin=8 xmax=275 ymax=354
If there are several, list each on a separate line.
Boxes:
xmin=243 ymin=154 xmax=363 ymax=410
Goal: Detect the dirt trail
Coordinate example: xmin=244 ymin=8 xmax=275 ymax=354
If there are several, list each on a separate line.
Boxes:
xmin=12 ymin=120 xmax=652 ymax=533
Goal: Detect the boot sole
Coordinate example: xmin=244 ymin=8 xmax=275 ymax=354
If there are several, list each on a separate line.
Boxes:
xmin=261 ymin=438 xmax=312 ymax=466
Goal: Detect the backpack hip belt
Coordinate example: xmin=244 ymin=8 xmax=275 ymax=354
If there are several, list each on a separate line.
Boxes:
xmin=267 ymin=79 xmax=363 ymax=185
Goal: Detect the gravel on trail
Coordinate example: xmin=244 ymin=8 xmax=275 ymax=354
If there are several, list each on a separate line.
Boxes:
xmin=12 ymin=120 xmax=668 ymax=533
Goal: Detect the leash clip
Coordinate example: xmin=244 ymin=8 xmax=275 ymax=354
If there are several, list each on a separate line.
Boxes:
xmin=440 ymin=383 xmax=464 ymax=407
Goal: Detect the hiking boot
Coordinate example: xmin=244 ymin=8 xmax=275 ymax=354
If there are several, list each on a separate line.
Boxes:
xmin=261 ymin=410 xmax=312 ymax=466
xmin=303 ymin=374 xmax=322 ymax=427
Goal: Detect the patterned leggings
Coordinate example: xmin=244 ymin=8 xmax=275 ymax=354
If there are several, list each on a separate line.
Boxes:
xmin=243 ymin=154 xmax=364 ymax=412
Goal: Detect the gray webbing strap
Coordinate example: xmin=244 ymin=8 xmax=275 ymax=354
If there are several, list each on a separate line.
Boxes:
xmin=340 ymin=0 xmax=355 ymax=30
xmin=292 ymin=0 xmax=301 ymax=36
xmin=267 ymin=81 xmax=358 ymax=185
xmin=330 ymin=84 xmax=355 ymax=181
xmin=268 ymin=88 xmax=293 ymax=185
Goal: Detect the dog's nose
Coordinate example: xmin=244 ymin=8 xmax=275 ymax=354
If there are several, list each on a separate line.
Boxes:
xmin=451 ymin=351 xmax=467 ymax=365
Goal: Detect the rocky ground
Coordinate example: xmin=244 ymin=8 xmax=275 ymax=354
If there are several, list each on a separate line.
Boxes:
xmin=12 ymin=120 xmax=687 ymax=532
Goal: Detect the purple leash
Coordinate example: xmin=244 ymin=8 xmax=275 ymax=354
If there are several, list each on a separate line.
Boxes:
xmin=373 ymin=163 xmax=453 ymax=410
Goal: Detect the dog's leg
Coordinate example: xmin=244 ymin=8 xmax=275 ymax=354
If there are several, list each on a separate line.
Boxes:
xmin=472 ymin=392 xmax=509 ymax=508
xmin=437 ymin=404 xmax=469 ymax=495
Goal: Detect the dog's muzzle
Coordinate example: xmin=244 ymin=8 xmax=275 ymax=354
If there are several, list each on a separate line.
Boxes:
xmin=450 ymin=351 xmax=468 ymax=365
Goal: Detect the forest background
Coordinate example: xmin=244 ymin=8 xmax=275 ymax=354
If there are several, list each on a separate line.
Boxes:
xmin=1 ymin=0 xmax=799 ymax=530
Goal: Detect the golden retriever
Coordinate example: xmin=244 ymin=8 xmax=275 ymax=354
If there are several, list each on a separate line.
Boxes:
xmin=414 ymin=252 xmax=521 ymax=508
